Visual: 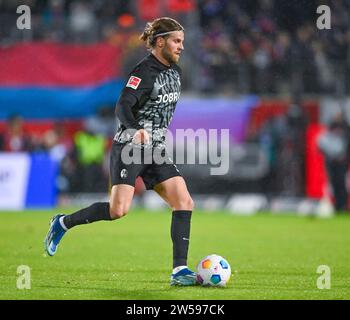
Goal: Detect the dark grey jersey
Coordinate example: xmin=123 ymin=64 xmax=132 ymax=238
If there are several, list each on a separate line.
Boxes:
xmin=114 ymin=54 xmax=181 ymax=147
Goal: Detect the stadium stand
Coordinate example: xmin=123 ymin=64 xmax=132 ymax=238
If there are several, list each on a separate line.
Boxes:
xmin=0 ymin=0 xmax=349 ymax=213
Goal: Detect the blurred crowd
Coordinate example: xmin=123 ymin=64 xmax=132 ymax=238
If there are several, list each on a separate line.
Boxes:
xmin=0 ymin=0 xmax=349 ymax=209
xmin=0 ymin=0 xmax=132 ymax=43
xmin=197 ymin=0 xmax=350 ymax=95
xmin=1 ymin=0 xmax=350 ymax=94
xmin=252 ymin=102 xmax=309 ymax=197
xmin=317 ymin=110 xmax=350 ymax=211
xmin=0 ymin=109 xmax=116 ymax=194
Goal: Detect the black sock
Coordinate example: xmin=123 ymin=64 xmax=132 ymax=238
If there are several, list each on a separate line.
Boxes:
xmin=171 ymin=210 xmax=192 ymax=268
xmin=63 ymin=202 xmax=111 ymax=229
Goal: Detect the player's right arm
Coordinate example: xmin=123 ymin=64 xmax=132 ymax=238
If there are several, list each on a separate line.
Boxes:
xmin=115 ymin=65 xmax=153 ymax=144
xmin=115 ymin=94 xmax=150 ymax=145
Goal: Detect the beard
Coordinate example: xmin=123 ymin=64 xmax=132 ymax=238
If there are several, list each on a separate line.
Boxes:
xmin=161 ymin=46 xmax=178 ymax=65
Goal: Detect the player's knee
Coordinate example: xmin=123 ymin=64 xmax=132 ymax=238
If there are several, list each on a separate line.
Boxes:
xmin=187 ymin=197 xmax=195 ymax=211
xmin=174 ymin=196 xmax=194 ymax=211
xmin=109 ymin=206 xmax=129 ymax=220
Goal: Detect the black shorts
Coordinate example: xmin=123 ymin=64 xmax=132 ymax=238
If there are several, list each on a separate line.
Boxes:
xmin=110 ymin=142 xmax=182 ymax=190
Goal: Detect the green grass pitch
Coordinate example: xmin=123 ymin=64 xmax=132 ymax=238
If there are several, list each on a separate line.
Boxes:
xmin=0 ymin=208 xmax=349 ymax=300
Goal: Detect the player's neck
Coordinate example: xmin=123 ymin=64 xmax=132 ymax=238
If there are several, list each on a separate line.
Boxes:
xmin=151 ymin=50 xmax=171 ymax=67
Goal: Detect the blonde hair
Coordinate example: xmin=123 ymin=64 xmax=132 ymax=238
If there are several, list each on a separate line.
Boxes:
xmin=139 ymin=17 xmax=184 ymax=49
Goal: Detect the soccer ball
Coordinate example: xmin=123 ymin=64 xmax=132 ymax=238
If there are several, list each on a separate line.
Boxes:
xmin=196 ymin=254 xmax=231 ymax=286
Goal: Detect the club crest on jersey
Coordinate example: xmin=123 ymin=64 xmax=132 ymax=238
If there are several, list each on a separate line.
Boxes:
xmin=120 ymin=169 xmax=128 ymax=179
xmin=126 ymin=76 xmax=141 ymax=90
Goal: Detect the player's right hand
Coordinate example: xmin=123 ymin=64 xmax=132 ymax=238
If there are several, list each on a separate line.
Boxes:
xmin=132 ymin=129 xmax=150 ymax=145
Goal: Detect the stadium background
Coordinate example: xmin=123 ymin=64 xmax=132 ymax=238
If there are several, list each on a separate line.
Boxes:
xmin=0 ymin=0 xmax=349 ymax=214
xmin=1 ymin=0 xmax=350 ymax=302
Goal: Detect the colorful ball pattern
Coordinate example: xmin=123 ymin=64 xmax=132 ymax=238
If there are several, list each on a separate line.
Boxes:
xmin=196 ymin=254 xmax=231 ymax=286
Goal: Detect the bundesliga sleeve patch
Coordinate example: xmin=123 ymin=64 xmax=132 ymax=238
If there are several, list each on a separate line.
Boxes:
xmin=126 ymin=76 xmax=142 ymax=90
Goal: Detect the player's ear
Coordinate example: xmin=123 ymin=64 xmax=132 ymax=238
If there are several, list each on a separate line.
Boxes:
xmin=157 ymin=37 xmax=164 ymax=48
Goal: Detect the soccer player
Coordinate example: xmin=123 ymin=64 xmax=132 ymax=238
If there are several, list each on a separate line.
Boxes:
xmin=44 ymin=17 xmax=197 ymax=286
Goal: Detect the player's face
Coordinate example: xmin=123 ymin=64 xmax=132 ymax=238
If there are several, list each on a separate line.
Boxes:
xmin=162 ymin=31 xmax=184 ymax=64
